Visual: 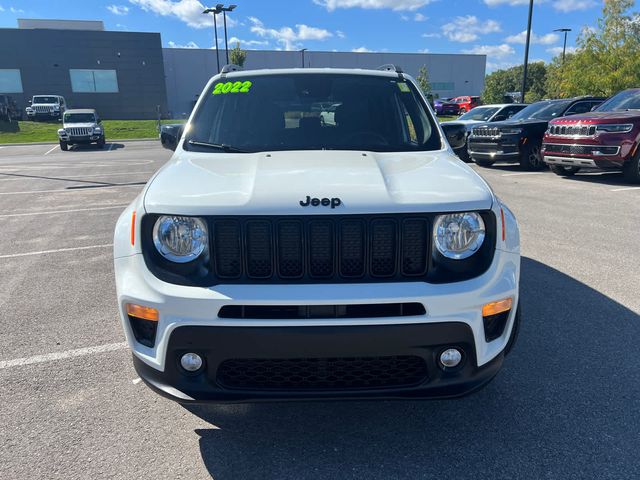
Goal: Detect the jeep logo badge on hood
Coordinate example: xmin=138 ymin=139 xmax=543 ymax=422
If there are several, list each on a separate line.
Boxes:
xmin=299 ymin=196 xmax=342 ymax=209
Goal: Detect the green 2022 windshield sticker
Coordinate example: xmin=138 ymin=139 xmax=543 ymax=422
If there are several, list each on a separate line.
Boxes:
xmin=212 ymin=80 xmax=252 ymax=95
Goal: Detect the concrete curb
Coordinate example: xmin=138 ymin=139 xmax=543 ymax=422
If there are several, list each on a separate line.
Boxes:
xmin=0 ymin=138 xmax=158 ymax=147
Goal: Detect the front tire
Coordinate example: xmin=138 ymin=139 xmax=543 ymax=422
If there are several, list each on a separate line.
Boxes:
xmin=97 ymin=137 xmax=106 ymax=149
xmin=59 ymin=140 xmax=68 ymax=151
xmin=550 ymin=165 xmax=580 ymax=176
xmin=520 ymin=143 xmax=545 ymax=171
xmin=623 ymin=151 xmax=640 ymax=184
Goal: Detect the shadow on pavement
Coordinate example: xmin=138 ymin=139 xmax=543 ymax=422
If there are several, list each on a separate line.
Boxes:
xmin=185 ymin=257 xmax=640 ymax=480
xmin=68 ymin=142 xmax=125 ymax=151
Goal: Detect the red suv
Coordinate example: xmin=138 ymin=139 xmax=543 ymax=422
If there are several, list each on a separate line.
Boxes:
xmin=451 ymin=96 xmax=480 ymax=115
xmin=542 ymin=88 xmax=640 ymax=183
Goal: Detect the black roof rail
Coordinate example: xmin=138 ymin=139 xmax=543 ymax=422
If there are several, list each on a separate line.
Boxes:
xmin=220 ymin=64 xmax=243 ymax=74
xmin=377 ymin=64 xmax=403 ymax=73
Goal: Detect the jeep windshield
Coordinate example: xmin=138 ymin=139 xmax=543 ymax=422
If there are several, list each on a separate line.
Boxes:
xmin=33 ymin=96 xmax=58 ymax=104
xmin=459 ymin=107 xmax=500 ymax=121
xmin=64 ymin=113 xmax=95 ymax=123
xmin=186 ymin=73 xmax=441 ymax=153
xmin=510 ymin=100 xmax=572 ymax=121
xmin=595 ymin=89 xmax=640 ymax=111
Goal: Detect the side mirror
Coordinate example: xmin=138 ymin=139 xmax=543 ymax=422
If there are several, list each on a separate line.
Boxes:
xmin=28 ymin=100 xmax=32 ymax=104
xmin=441 ymin=123 xmax=467 ymax=150
xmin=160 ymin=124 xmax=184 ymax=151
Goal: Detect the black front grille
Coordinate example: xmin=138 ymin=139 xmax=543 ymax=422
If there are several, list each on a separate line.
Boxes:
xmin=543 ymin=143 xmax=619 ymax=155
xmin=216 ymin=355 xmax=428 ymax=391
xmin=548 ymin=124 xmax=596 ymax=136
xmin=472 ymin=126 xmax=500 ymax=137
xmin=218 ymin=303 xmax=426 ymax=319
xmin=210 ymin=215 xmax=430 ymax=283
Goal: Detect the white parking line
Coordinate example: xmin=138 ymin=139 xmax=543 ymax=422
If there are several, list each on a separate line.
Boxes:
xmin=0 ymin=170 xmax=154 ymax=182
xmin=0 ymin=342 xmax=127 ymax=370
xmin=610 ymin=186 xmax=640 ymax=192
xmin=0 ymin=184 xmax=143 ymax=195
xmin=43 ymin=145 xmax=59 ymax=156
xmin=0 ymin=243 xmax=113 ymax=259
xmin=0 ymin=205 xmax=128 ymax=218
xmin=501 ymin=172 xmax=546 ymax=177
xmin=108 ymin=143 xmax=114 ymax=152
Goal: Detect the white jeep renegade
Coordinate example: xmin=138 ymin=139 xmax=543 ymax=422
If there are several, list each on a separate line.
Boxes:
xmin=114 ymin=66 xmax=521 ymax=402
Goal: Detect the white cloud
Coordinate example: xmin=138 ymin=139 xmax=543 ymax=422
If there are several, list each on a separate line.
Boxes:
xmin=552 ymin=0 xmax=597 ymax=12
xmin=442 ymin=16 xmax=501 ymax=42
xmin=228 ymin=36 xmax=269 ymax=47
xmin=417 ymin=48 xmax=430 ymax=53
xmin=484 ymin=0 xmax=542 ymax=5
xmin=129 ymin=0 xmax=236 ymax=29
xmin=336 ymin=30 xmax=346 ymax=38
xmin=107 ymin=4 xmax=130 ymax=15
xmin=486 ymin=60 xmax=518 ymax=72
xmin=422 ymin=32 xmax=441 ymax=38
xmin=0 ymin=6 xmax=5 ymax=12
xmin=414 ymin=13 xmax=428 ymax=21
xmin=249 ymin=17 xmax=332 ymax=50
xmin=546 ymin=45 xmax=578 ymax=56
xmin=9 ymin=6 xmax=24 ymax=13
xmin=463 ymin=43 xmax=515 ymax=58
xmin=352 ymin=46 xmax=372 ymax=52
xmin=167 ymin=40 xmax=199 ymax=48
xmin=314 ymin=0 xmax=432 ymax=11
xmin=505 ymin=30 xmax=559 ymax=45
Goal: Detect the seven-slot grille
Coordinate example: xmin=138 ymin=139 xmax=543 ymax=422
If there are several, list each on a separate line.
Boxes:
xmin=548 ymin=124 xmax=596 ymax=136
xmin=472 ymin=126 xmax=500 ymax=137
xmin=66 ymin=127 xmax=92 ymax=136
xmin=34 ymin=105 xmax=53 ymax=113
xmin=210 ymin=215 xmax=430 ymax=282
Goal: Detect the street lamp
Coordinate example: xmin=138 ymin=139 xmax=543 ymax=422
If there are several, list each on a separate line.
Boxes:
xmin=520 ymin=0 xmax=534 ymax=103
xmin=300 ymin=48 xmax=307 ymax=68
xmin=553 ymin=28 xmax=572 ymax=64
xmin=219 ymin=4 xmax=237 ymax=64
xmin=202 ymin=5 xmax=222 ymax=73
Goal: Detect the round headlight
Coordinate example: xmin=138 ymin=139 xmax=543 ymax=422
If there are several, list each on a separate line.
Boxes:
xmin=153 ymin=216 xmax=208 ymax=263
xmin=434 ymin=212 xmax=485 ymax=260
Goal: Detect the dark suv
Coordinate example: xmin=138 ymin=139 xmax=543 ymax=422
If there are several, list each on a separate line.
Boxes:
xmin=0 ymin=95 xmax=21 ymax=122
xmin=543 ymin=89 xmax=640 ymax=183
xmin=468 ymin=97 xmax=605 ymax=170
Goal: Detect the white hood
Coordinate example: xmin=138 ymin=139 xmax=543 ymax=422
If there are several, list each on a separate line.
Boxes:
xmin=63 ymin=122 xmax=96 ymax=129
xmin=143 ymin=149 xmax=494 ymax=215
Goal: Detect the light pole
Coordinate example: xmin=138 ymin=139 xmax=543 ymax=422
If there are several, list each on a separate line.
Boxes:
xmin=553 ymin=28 xmax=572 ymax=64
xmin=300 ymin=48 xmax=307 ymax=68
xmin=219 ymin=4 xmax=237 ymax=65
xmin=521 ymin=0 xmax=534 ymax=103
xmin=202 ymin=6 xmax=222 ymax=73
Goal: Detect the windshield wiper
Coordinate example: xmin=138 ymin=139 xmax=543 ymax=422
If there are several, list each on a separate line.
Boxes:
xmin=187 ymin=140 xmax=250 ymax=153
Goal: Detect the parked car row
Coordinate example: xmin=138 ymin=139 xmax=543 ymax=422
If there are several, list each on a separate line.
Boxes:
xmin=434 ymin=96 xmax=481 ymax=116
xmin=445 ymin=89 xmax=640 ymax=183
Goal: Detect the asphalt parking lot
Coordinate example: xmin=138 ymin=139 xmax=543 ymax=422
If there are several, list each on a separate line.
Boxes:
xmin=1 ymin=142 xmax=639 ymax=479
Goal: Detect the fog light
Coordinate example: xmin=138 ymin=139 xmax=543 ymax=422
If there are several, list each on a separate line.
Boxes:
xmin=180 ymin=352 xmax=203 ymax=372
xmin=439 ymin=348 xmax=462 ymax=368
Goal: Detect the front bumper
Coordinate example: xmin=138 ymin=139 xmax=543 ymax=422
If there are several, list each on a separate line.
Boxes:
xmin=116 ymin=240 xmax=520 ymax=402
xmin=468 ymin=136 xmax=522 ymax=162
xmin=133 ymin=322 xmax=507 ymax=403
xmin=59 ymin=135 xmax=103 ymax=144
xmin=542 ymin=140 xmax=629 ymax=170
xmin=27 ymin=110 xmax=61 ymax=119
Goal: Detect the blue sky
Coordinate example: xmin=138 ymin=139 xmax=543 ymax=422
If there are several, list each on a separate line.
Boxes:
xmin=0 ymin=0 xmax=605 ymax=71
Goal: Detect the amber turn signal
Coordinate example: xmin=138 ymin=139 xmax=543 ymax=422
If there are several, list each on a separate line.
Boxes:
xmin=482 ymin=298 xmax=512 ymax=317
xmin=126 ymin=303 xmax=159 ymax=321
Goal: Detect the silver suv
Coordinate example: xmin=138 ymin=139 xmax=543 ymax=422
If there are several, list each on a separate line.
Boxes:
xmin=25 ymin=95 xmax=66 ymax=121
xmin=57 ymin=109 xmax=106 ymax=151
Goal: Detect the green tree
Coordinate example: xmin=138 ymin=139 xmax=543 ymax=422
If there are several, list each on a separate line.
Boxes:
xmin=546 ymin=0 xmax=640 ymax=97
xmin=416 ymin=65 xmax=432 ymax=96
xmin=482 ymin=62 xmax=547 ymax=104
xmin=229 ymin=41 xmax=247 ymax=67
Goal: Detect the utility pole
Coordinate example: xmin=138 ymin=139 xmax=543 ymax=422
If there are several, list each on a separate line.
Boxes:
xmin=521 ymin=0 xmax=534 ymax=103
xmin=202 ymin=6 xmax=222 ymax=73
xmin=220 ymin=4 xmax=237 ymax=65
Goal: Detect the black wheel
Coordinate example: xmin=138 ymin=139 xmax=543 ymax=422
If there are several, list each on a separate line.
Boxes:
xmin=550 ymin=165 xmax=580 ymax=176
xmin=504 ymin=304 xmax=521 ymax=356
xmin=623 ymin=151 xmax=640 ymax=184
xmin=458 ymin=108 xmax=466 ymax=115
xmin=59 ymin=140 xmax=68 ymax=151
xmin=97 ymin=137 xmax=106 ymax=149
xmin=474 ymin=158 xmax=495 ymax=167
xmin=520 ymin=142 xmax=545 ymax=170
xmin=456 ymin=147 xmax=471 ymax=163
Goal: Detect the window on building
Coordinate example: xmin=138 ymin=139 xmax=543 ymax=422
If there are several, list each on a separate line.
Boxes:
xmin=431 ymin=82 xmax=455 ymax=91
xmin=0 ymin=69 xmax=24 ymax=93
xmin=69 ymin=69 xmax=119 ymax=93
